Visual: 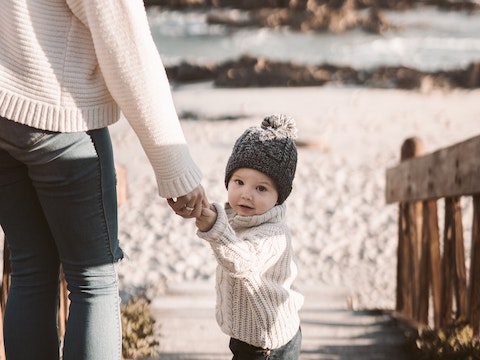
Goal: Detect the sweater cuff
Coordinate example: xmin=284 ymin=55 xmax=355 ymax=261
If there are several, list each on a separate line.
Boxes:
xmin=155 ymin=161 xmax=202 ymax=199
xmin=152 ymin=145 xmax=203 ymax=199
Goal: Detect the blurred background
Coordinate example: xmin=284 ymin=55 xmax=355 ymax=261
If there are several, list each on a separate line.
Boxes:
xmin=143 ymin=0 xmax=480 ymax=88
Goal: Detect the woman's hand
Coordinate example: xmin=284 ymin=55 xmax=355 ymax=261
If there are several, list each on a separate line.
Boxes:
xmin=167 ymin=184 xmax=208 ymax=218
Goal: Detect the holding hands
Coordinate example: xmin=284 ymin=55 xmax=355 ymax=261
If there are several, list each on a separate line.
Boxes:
xmin=167 ymin=184 xmax=208 ymax=218
xmin=167 ymin=185 xmax=217 ymax=231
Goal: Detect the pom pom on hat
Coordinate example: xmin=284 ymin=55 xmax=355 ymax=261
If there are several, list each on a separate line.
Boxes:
xmin=261 ymin=114 xmax=298 ymax=139
xmin=225 ymin=114 xmax=298 ymax=204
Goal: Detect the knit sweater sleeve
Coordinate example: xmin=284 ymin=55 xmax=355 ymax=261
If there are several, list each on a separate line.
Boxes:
xmin=66 ymin=0 xmax=202 ymax=198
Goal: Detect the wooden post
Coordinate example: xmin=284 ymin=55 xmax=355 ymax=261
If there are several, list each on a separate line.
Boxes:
xmin=423 ymin=200 xmax=442 ymax=328
xmin=442 ymin=197 xmax=468 ymax=326
xmin=396 ymin=137 xmax=425 ymax=317
xmin=410 ymin=199 xmax=423 ymax=322
xmin=417 ymin=199 xmax=440 ymax=326
xmin=468 ymin=195 xmax=480 ymax=335
xmin=451 ymin=197 xmax=467 ymax=319
xmin=442 ymin=198 xmax=455 ymax=326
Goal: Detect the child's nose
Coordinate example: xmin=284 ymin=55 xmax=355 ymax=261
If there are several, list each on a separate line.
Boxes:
xmin=241 ymin=188 xmax=253 ymax=200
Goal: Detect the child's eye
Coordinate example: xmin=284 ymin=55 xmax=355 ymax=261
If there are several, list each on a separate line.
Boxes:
xmin=234 ymin=179 xmax=244 ymax=185
xmin=257 ymin=185 xmax=267 ymax=192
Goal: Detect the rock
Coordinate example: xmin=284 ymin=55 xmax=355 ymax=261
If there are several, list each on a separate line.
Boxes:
xmin=166 ymin=56 xmax=480 ymax=91
xmin=166 ymin=62 xmax=217 ymax=83
xmin=361 ymin=7 xmax=399 ymax=34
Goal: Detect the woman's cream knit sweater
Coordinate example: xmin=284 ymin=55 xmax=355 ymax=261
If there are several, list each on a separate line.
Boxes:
xmin=197 ymin=203 xmax=304 ymax=349
xmin=0 ymin=0 xmax=201 ymax=198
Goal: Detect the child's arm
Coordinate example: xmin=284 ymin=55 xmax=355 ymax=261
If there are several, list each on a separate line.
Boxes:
xmin=195 ymin=203 xmax=218 ymax=232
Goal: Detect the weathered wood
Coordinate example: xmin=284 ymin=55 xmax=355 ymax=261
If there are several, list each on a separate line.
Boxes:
xmin=386 ymin=135 xmax=480 ymax=203
xmin=397 ymin=203 xmax=410 ymax=314
xmin=424 ymin=200 xmax=442 ymax=328
xmin=450 ymin=197 xmax=467 ymax=320
xmin=468 ymin=195 xmax=480 ymax=335
xmin=389 ymin=135 xmax=480 ymax=334
xmin=410 ymin=201 xmax=423 ymax=322
xmin=441 ymin=197 xmax=468 ymax=326
xmin=396 ymin=137 xmax=425 ymax=317
xmin=441 ymin=198 xmax=455 ymax=327
xmin=398 ymin=202 xmax=421 ymax=318
xmin=417 ymin=200 xmax=433 ymax=325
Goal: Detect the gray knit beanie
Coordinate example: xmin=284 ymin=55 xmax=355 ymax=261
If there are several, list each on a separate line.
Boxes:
xmin=225 ymin=114 xmax=298 ymax=204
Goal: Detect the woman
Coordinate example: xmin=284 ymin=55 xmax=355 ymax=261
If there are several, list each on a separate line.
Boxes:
xmin=0 ymin=0 xmax=205 ymax=359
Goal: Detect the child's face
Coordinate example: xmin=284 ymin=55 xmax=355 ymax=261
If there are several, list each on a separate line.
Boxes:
xmin=227 ymin=168 xmax=278 ymax=216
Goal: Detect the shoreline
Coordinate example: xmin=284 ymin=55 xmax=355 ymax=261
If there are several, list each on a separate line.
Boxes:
xmin=166 ymin=58 xmax=480 ymax=90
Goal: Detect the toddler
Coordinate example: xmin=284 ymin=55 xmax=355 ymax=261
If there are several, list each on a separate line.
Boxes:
xmin=195 ymin=114 xmax=304 ymax=360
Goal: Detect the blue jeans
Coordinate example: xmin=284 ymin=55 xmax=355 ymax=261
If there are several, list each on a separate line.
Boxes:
xmin=0 ymin=118 xmax=124 ymax=360
xmin=229 ymin=327 xmax=302 ymax=360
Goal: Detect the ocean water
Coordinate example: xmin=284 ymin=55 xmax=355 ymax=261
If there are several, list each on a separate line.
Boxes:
xmin=147 ymin=7 xmax=480 ymax=72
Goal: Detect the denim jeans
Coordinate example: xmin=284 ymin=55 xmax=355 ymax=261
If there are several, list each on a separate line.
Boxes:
xmin=229 ymin=327 xmax=302 ymax=360
xmin=0 ymin=118 xmax=124 ymax=360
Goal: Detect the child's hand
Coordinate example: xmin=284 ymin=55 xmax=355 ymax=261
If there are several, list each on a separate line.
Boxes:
xmin=195 ymin=204 xmax=217 ymax=232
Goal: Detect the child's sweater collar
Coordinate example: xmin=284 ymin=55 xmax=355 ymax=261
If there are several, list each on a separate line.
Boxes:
xmin=225 ymin=202 xmax=286 ymax=229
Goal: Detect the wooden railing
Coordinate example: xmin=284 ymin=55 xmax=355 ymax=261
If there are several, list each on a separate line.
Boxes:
xmin=385 ymin=135 xmax=480 ymax=334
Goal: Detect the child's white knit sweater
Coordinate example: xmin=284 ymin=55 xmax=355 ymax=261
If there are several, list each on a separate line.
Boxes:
xmin=197 ymin=202 xmax=304 ymax=349
xmin=0 ymin=0 xmax=201 ymax=198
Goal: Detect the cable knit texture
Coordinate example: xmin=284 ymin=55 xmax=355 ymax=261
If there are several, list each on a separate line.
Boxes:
xmin=197 ymin=202 xmax=304 ymax=349
xmin=0 ymin=0 xmax=202 ymax=198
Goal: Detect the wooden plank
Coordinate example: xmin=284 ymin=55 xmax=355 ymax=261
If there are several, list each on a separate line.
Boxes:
xmin=441 ymin=198 xmax=454 ymax=327
xmin=410 ymin=201 xmax=422 ymax=322
xmin=441 ymin=197 xmax=468 ymax=325
xmin=425 ymin=200 xmax=442 ymax=328
xmin=386 ymin=135 xmax=480 ymax=203
xmin=468 ymin=195 xmax=480 ymax=335
xmin=418 ymin=200 xmax=431 ymax=325
xmin=451 ymin=197 xmax=467 ymax=319
xmin=395 ymin=138 xmax=425 ymax=316
xmin=396 ymin=203 xmax=412 ymax=315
